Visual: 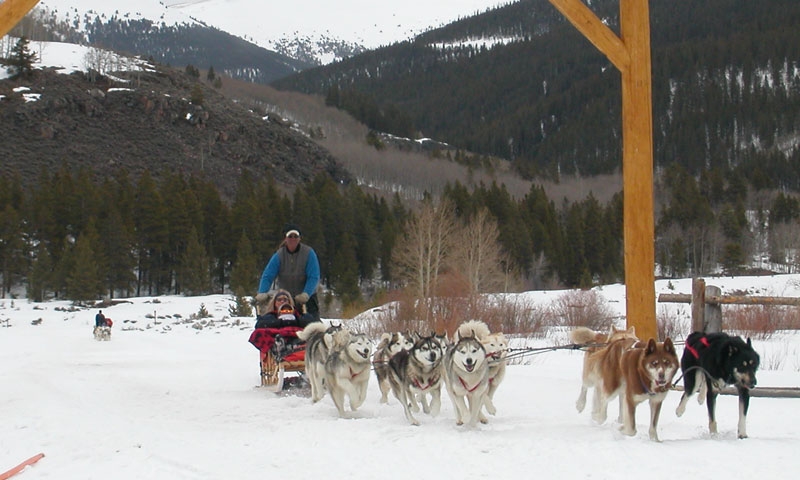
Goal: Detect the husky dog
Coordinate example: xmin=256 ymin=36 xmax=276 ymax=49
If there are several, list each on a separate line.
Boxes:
xmin=93 ymin=325 xmax=111 ymax=341
xmin=619 ymin=338 xmax=679 ymax=441
xmin=570 ymin=325 xmax=638 ymax=424
xmin=444 ymin=332 xmax=490 ymax=427
xmin=455 ymin=320 xmax=507 ymax=420
xmin=675 ymin=331 xmax=760 ymax=438
xmin=374 ymin=331 xmax=415 ymax=403
xmin=387 ymin=333 xmax=446 ymax=425
xmin=324 ymin=331 xmax=373 ymax=417
xmin=481 ymin=331 xmax=508 ymax=420
xmin=297 ymin=322 xmax=344 ymax=403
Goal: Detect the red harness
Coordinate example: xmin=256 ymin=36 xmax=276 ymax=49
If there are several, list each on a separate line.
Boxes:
xmin=685 ymin=335 xmax=710 ymax=359
xmin=458 ymin=376 xmax=482 ymax=393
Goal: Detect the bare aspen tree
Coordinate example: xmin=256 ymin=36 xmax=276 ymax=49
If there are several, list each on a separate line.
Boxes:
xmin=451 ymin=207 xmax=507 ymax=295
xmin=392 ymin=199 xmax=458 ymax=320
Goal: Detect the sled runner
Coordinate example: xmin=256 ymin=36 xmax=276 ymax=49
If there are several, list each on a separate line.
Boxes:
xmin=249 ymin=326 xmax=308 ymax=393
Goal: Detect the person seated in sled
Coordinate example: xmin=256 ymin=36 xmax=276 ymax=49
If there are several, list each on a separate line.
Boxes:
xmin=255 ymin=289 xmax=317 ymax=330
xmin=250 ymin=289 xmax=319 ymax=360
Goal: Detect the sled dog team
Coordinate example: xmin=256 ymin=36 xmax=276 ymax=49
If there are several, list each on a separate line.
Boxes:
xmin=297 ymin=320 xmax=760 ymax=440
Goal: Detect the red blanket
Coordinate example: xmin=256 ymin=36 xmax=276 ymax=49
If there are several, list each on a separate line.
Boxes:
xmin=248 ymin=326 xmax=303 ymax=353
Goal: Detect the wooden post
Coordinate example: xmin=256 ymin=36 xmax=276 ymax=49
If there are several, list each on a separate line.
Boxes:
xmin=691 ymin=277 xmax=705 ymax=332
xmin=0 ymin=0 xmax=41 ymax=38
xmin=549 ymin=0 xmax=656 ymax=341
xmin=704 ymin=284 xmax=722 ymax=333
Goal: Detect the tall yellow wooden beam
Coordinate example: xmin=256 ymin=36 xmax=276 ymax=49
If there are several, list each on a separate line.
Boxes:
xmin=0 ymin=0 xmax=40 ymax=38
xmin=548 ymin=0 xmax=656 ymax=341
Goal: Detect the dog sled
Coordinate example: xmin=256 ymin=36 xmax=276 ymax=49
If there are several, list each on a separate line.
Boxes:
xmin=249 ymin=326 xmax=308 ymax=393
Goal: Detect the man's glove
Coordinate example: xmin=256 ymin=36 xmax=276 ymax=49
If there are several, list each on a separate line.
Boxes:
xmin=294 ymin=292 xmax=310 ymax=304
xmin=255 ymin=292 xmax=271 ymax=304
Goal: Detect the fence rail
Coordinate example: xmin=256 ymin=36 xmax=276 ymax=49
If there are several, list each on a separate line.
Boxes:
xmin=658 ymin=277 xmax=800 ymax=399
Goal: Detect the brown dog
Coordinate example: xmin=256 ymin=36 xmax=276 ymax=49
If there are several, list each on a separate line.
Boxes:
xmin=619 ymin=338 xmax=679 ymax=441
xmin=571 ymin=326 xmax=639 ymax=424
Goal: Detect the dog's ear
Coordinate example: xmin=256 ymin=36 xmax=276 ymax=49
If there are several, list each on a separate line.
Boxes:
xmin=746 ymin=337 xmax=752 ymax=347
xmin=646 ymin=338 xmax=657 ymax=353
xmin=664 ymin=337 xmax=675 ymax=354
xmin=728 ymin=344 xmax=738 ymax=357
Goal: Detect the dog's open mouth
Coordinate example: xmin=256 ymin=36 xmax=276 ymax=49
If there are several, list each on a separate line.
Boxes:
xmin=358 ymin=350 xmax=369 ymax=359
xmin=463 ymin=362 xmax=475 ymax=372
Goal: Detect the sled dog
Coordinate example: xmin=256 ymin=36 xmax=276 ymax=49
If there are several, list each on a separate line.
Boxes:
xmin=619 ymin=337 xmax=679 ymax=441
xmin=387 ymin=333 xmax=446 ymax=425
xmin=374 ymin=331 xmax=415 ymax=403
xmin=93 ymin=325 xmax=111 ymax=341
xmin=444 ymin=332 xmax=490 ymax=427
xmin=675 ymin=331 xmax=760 ymax=438
xmin=297 ymin=322 xmax=344 ymax=403
xmin=324 ymin=331 xmax=372 ymax=417
xmin=570 ymin=325 xmax=638 ymax=424
xmin=455 ymin=320 xmax=507 ymax=420
xmin=481 ymin=330 xmax=508 ymax=420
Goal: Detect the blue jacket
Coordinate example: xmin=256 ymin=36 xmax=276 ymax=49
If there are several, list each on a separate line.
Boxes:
xmin=258 ymin=244 xmax=320 ymax=296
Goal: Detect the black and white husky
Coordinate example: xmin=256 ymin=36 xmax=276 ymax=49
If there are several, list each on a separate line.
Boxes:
xmin=675 ymin=331 xmax=760 ymax=438
xmin=374 ymin=331 xmax=415 ymax=403
xmin=323 ymin=331 xmax=372 ymax=417
xmin=297 ymin=323 xmax=344 ymax=403
xmin=387 ymin=334 xmax=446 ymax=425
xmin=444 ymin=332 xmax=490 ymax=427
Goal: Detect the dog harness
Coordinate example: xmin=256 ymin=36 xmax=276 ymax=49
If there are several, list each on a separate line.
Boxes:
xmin=685 ymin=335 xmax=710 ymax=359
xmin=458 ymin=376 xmax=482 ymax=393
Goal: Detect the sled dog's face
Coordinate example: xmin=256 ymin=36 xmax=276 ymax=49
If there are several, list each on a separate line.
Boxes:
xmin=389 ymin=332 xmax=415 ymax=356
xmin=731 ymin=338 xmax=760 ymax=389
xmin=411 ymin=335 xmax=444 ymax=367
xmin=482 ymin=332 xmax=508 ymax=361
xmin=346 ymin=333 xmax=373 ymax=362
xmin=451 ymin=337 xmax=486 ymax=373
xmin=641 ymin=338 xmax=679 ymax=390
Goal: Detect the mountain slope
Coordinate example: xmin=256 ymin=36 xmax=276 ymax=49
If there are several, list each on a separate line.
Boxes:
xmin=271 ymin=0 xmax=800 ymax=188
xmin=0 ymin=62 xmax=350 ymax=199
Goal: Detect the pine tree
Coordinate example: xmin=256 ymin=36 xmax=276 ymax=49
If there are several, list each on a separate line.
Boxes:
xmin=27 ymin=243 xmax=54 ymax=302
xmin=179 ymin=227 xmax=211 ymax=296
xmin=64 ymin=235 xmax=103 ymax=305
xmin=5 ymin=36 xmax=38 ymax=79
xmin=229 ymin=232 xmax=258 ymax=297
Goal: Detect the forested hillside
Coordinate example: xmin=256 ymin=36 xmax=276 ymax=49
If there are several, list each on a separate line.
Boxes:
xmin=273 ymin=0 xmax=800 ymax=188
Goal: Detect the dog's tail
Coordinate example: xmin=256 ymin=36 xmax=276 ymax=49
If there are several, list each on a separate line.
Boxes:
xmin=456 ymin=320 xmax=491 ymax=341
xmin=297 ymin=321 xmax=328 ymax=341
xmin=569 ymin=326 xmax=602 ymax=345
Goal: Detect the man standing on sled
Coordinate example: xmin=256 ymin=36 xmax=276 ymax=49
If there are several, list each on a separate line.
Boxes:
xmin=256 ymin=224 xmax=321 ymax=322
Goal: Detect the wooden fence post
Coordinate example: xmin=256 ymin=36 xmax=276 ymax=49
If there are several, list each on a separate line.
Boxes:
xmin=691 ymin=278 xmax=705 ymax=332
xmin=705 ymin=284 xmax=722 ymax=333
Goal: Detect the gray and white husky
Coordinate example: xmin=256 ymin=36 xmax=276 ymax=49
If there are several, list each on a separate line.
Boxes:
xmin=323 ymin=331 xmax=373 ymax=417
xmin=444 ymin=333 xmax=490 ymax=427
xmin=93 ymin=325 xmax=111 ymax=341
xmin=454 ymin=320 xmax=507 ymax=422
xmin=387 ymin=334 xmax=446 ymax=425
xmin=297 ymin=322 xmax=344 ymax=403
xmin=374 ymin=331 xmax=415 ymax=403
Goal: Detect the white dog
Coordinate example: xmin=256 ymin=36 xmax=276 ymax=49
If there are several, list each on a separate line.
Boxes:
xmin=444 ymin=332 xmax=490 ymax=427
xmin=324 ymin=331 xmax=372 ymax=417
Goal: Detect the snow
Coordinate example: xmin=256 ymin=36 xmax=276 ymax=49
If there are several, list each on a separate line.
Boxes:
xmin=2 ymin=274 xmax=800 ymax=479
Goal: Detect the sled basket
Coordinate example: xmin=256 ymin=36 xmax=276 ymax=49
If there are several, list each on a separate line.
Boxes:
xmin=249 ymin=327 xmax=306 ymax=392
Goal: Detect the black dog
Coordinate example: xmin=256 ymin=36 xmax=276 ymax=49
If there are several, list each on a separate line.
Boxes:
xmin=675 ymin=331 xmax=760 ymax=438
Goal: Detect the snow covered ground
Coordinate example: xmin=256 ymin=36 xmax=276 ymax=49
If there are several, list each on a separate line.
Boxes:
xmin=2 ymin=274 xmax=800 ymax=479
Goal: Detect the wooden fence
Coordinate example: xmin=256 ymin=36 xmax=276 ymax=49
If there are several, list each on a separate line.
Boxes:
xmin=658 ymin=277 xmax=800 ymax=398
